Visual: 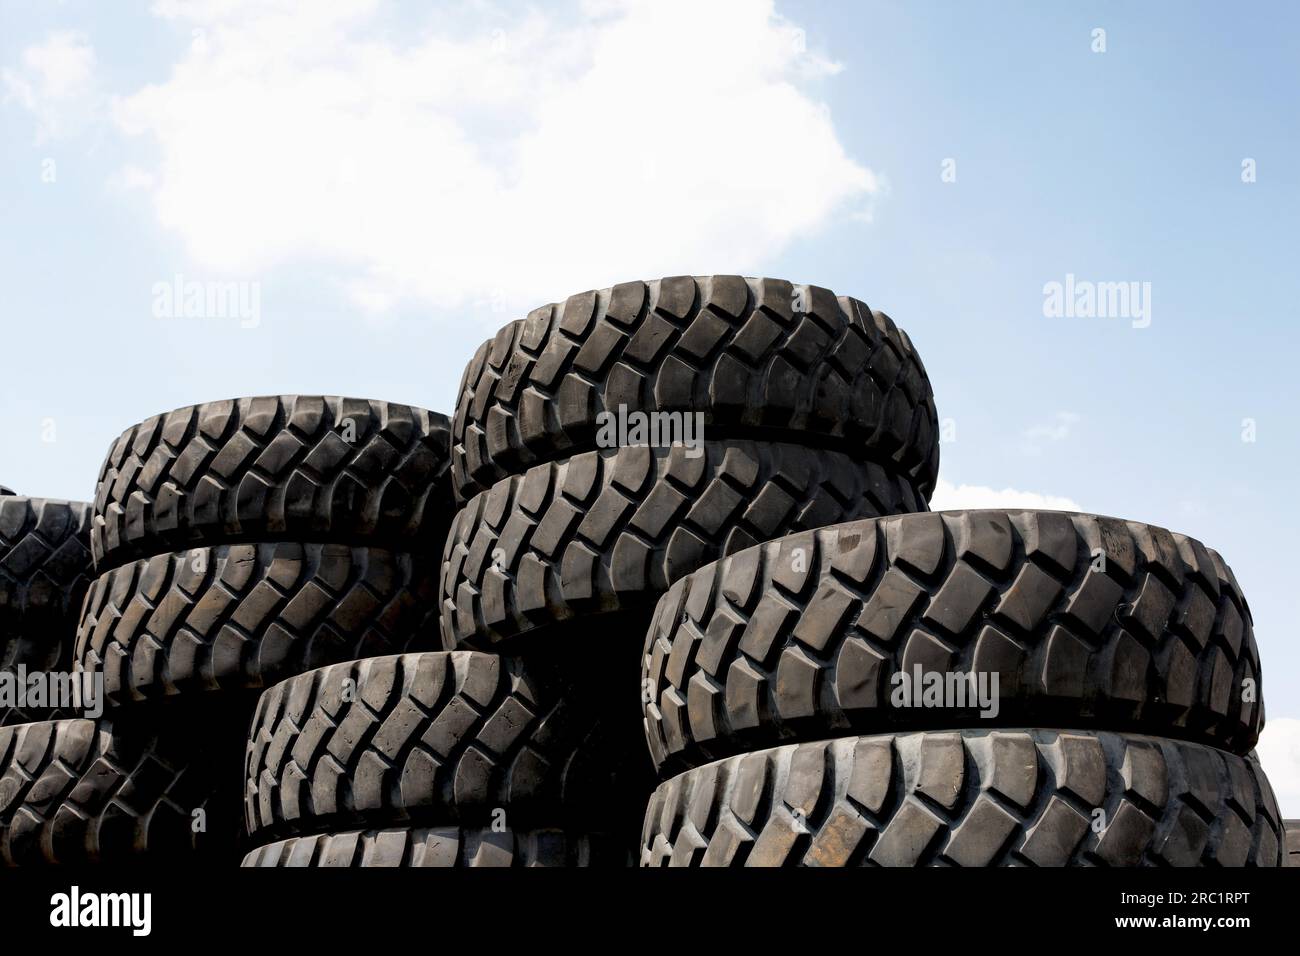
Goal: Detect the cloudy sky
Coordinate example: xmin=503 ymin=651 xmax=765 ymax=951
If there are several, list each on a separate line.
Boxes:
xmin=2 ymin=0 xmax=1297 ymax=814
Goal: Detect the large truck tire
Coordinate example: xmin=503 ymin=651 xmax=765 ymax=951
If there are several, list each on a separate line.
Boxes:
xmin=452 ymin=276 xmax=939 ymax=502
xmin=643 ymin=511 xmax=1261 ymax=773
xmin=91 ymin=396 xmax=453 ymax=569
xmin=641 ymin=729 xmax=1283 ymax=867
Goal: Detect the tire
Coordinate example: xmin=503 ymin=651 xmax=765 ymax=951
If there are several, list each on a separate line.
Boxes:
xmin=0 ymin=498 xmax=94 ymax=724
xmin=451 ymin=276 xmax=939 ymax=502
xmin=440 ymin=441 xmax=925 ymax=649
xmin=90 ymin=396 xmax=453 ymax=570
xmin=242 ymin=826 xmax=622 ymax=867
xmin=641 ymin=729 xmax=1284 ymax=867
xmin=75 ymin=542 xmax=442 ymax=704
xmin=0 ymin=707 xmax=246 ymax=864
xmin=244 ymin=650 xmax=644 ymax=843
xmin=642 ymin=511 xmax=1261 ymax=774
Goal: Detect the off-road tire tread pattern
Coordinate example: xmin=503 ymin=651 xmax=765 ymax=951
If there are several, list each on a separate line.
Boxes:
xmin=641 ymin=730 xmax=1283 ymax=867
xmin=75 ymin=543 xmax=442 ymax=703
xmin=441 ymin=441 xmax=926 ymax=648
xmin=242 ymin=825 xmax=616 ymax=867
xmin=451 ymin=276 xmax=939 ymax=501
xmin=0 ymin=498 xmax=94 ymax=725
xmin=643 ymin=511 xmax=1262 ymax=772
xmin=244 ymin=651 xmax=628 ymax=841
xmin=0 ymin=714 xmax=242 ymax=864
xmin=91 ymin=396 xmax=453 ymax=569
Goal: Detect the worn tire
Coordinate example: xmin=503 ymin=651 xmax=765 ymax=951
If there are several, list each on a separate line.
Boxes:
xmin=91 ymin=396 xmax=453 ymax=570
xmin=643 ymin=511 xmax=1262 ymax=774
xmin=641 ymin=729 xmax=1284 ymax=867
xmin=242 ymin=826 xmax=621 ymax=867
xmin=244 ymin=650 xmax=642 ymax=843
xmin=74 ymin=543 xmax=442 ymax=705
xmin=452 ymin=276 xmax=939 ymax=502
xmin=0 ymin=498 xmax=94 ymax=725
xmin=0 ymin=708 xmax=246 ymax=864
xmin=441 ymin=441 xmax=925 ymax=649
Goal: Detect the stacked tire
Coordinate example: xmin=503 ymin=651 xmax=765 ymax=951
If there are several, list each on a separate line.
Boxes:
xmin=640 ymin=511 xmax=1285 ymax=865
xmin=0 ymin=492 xmax=94 ymax=725
xmin=1 ymin=396 xmax=457 ymax=865
xmin=438 ymin=275 xmax=942 ymax=855
xmin=0 ymin=493 xmax=107 ymax=865
xmin=240 ymin=647 xmax=633 ymax=866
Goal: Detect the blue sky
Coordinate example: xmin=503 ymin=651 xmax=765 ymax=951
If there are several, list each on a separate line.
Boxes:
xmin=2 ymin=0 xmax=1298 ymax=810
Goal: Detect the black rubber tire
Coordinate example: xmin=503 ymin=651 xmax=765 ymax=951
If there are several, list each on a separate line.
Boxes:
xmin=0 ymin=706 xmax=246 ymax=865
xmin=242 ymin=825 xmax=622 ymax=867
xmin=641 ymin=729 xmax=1284 ymax=867
xmin=244 ymin=650 xmax=644 ymax=844
xmin=90 ymin=396 xmax=453 ymax=570
xmin=75 ymin=542 xmax=442 ymax=704
xmin=451 ymin=276 xmax=939 ymax=503
xmin=440 ymin=441 xmax=925 ymax=649
xmin=642 ymin=511 xmax=1262 ymax=774
xmin=0 ymin=498 xmax=94 ymax=725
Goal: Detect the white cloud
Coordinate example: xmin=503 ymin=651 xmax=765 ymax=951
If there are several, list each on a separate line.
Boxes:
xmin=106 ymin=0 xmax=876 ymax=312
xmin=1020 ymin=411 xmax=1080 ymax=455
xmin=2 ymin=31 xmax=98 ymax=142
xmin=1256 ymin=718 xmax=1300 ymax=819
xmin=929 ymin=478 xmax=1082 ymax=513
xmin=108 ymin=164 xmax=157 ymax=192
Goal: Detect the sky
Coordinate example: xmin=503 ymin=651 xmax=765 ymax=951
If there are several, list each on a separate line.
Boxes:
xmin=2 ymin=0 xmax=1298 ymax=815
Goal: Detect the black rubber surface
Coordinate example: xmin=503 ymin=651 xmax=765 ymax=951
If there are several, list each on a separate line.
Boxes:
xmin=242 ymin=825 xmax=622 ymax=867
xmin=0 ymin=497 xmax=94 ymax=725
xmin=641 ymin=729 xmax=1283 ymax=867
xmin=451 ymin=276 xmax=939 ymax=502
xmin=76 ymin=542 xmax=442 ymax=704
xmin=0 ymin=704 xmax=247 ymax=865
xmin=441 ymin=440 xmax=925 ymax=649
xmin=244 ymin=650 xmax=645 ymax=844
xmin=91 ymin=396 xmax=453 ymax=569
xmin=642 ymin=511 xmax=1262 ymax=773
